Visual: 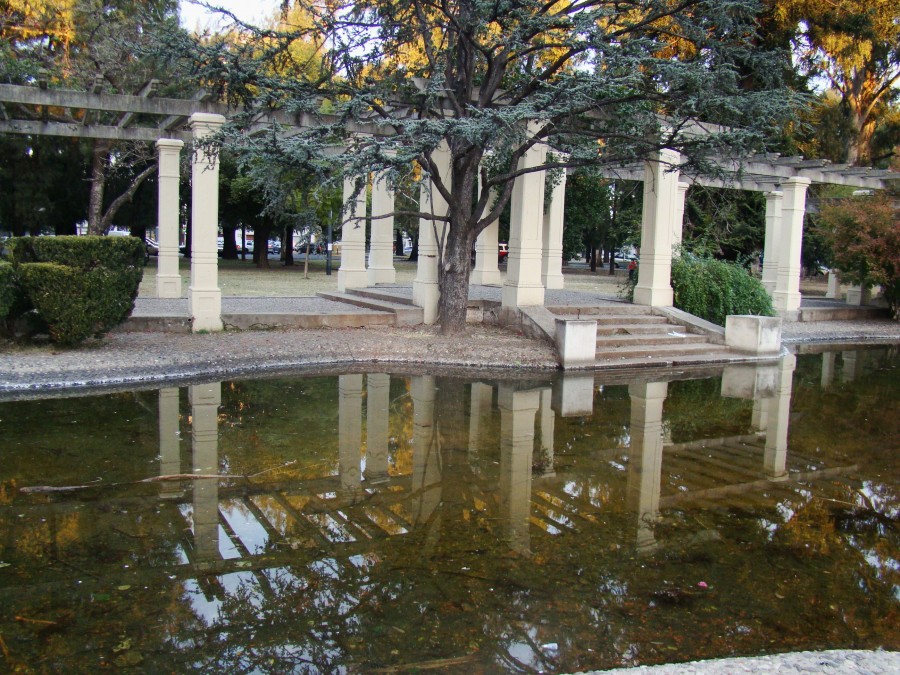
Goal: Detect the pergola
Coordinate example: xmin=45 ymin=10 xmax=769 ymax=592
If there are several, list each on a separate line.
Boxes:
xmin=2 ymin=82 xmax=898 ymax=331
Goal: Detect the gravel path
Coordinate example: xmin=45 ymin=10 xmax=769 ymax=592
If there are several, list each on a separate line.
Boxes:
xmin=578 ymin=649 xmax=900 ymax=674
xmin=0 ymin=324 xmax=560 ymax=395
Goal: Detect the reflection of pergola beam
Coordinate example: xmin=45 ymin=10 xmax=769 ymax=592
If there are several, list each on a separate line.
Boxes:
xmin=658 ymin=465 xmax=857 ymax=508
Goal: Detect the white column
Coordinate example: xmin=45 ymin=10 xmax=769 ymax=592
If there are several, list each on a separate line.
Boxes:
xmin=188 ymin=113 xmax=225 ymax=332
xmin=499 ymin=385 xmax=540 ymax=553
xmin=411 ymin=376 xmax=441 ymax=523
xmin=365 ymin=373 xmax=391 ymax=484
xmin=338 ymin=176 xmax=369 ymax=291
xmin=842 ymin=351 xmax=859 ymax=382
xmin=158 ymin=387 xmax=182 ymax=499
xmin=541 ymin=170 xmax=567 ymax=290
xmin=503 ymin=125 xmax=547 ymax=310
xmin=633 ymin=149 xmax=680 ymax=307
xmin=671 ymin=181 xmax=689 ymax=252
xmin=626 ymin=381 xmax=667 ymax=552
xmin=413 ymin=143 xmax=451 ymax=324
xmin=155 ymin=139 xmax=183 ymax=299
xmin=339 ymin=374 xmax=364 ymax=499
xmin=764 ymin=354 xmax=795 ymax=481
xmin=368 ymin=173 xmax=396 ymax=285
xmin=190 ymin=382 xmax=221 ymax=561
xmin=762 ymin=190 xmax=783 ymax=296
xmin=772 ymin=177 xmax=810 ymax=319
xmin=846 ymin=284 xmax=870 ymax=306
xmin=471 ymin=189 xmax=502 ymax=286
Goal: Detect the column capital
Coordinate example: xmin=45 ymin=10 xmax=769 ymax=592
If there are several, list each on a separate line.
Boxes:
xmin=782 ymin=176 xmax=812 ymax=189
xmin=189 ymin=112 xmax=226 ymax=138
xmin=765 ymin=190 xmax=784 ymax=201
xmin=156 ymin=138 xmax=184 ymax=151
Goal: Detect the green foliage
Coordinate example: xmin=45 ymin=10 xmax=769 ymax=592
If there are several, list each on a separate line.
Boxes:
xmin=670 ymin=254 xmax=775 ymax=326
xmin=6 ymin=235 xmax=144 ymax=344
xmin=683 ymin=186 xmax=766 ymax=260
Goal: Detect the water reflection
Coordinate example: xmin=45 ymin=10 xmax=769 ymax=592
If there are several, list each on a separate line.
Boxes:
xmin=0 ymin=348 xmax=897 ymax=672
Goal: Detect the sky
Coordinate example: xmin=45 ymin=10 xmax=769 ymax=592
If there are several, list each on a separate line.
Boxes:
xmin=179 ymin=0 xmax=283 ymax=31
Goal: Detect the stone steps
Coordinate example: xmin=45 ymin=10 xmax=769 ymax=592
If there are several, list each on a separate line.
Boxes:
xmin=317 ymin=291 xmax=423 ymax=326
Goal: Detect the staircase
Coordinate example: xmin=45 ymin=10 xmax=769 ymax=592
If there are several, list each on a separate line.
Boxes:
xmin=548 ymin=303 xmax=733 ymax=368
xmin=317 ymin=288 xmax=424 ymax=326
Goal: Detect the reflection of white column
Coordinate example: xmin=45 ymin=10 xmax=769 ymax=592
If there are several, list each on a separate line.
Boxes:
xmin=671 ymin=182 xmax=689 ymax=252
xmin=551 ymin=373 xmax=595 ymax=417
xmin=764 ymin=355 xmax=795 ymax=480
xmin=339 ymin=374 xmax=364 ymax=498
xmin=159 ymin=388 xmax=182 ymax=498
xmin=773 ymin=178 xmax=810 ymax=319
xmin=537 ymin=388 xmax=555 ymax=476
xmin=188 ymin=113 xmax=225 ymax=332
xmin=471 ymin=188 xmax=501 ymax=286
xmin=368 ymin=173 xmax=396 ymax=285
xmin=626 ymin=382 xmax=667 ymax=552
xmin=842 ymin=351 xmax=859 ymax=382
xmin=751 ymin=398 xmax=770 ymax=433
xmin=542 ymin=170 xmax=566 ymax=290
xmin=411 ymin=376 xmax=441 ymax=523
xmin=499 ymin=386 xmax=540 ymax=554
xmin=365 ymin=373 xmax=390 ymax=483
xmin=503 ymin=124 xmax=547 ymax=310
xmin=338 ymin=177 xmax=369 ymax=291
xmin=821 ymin=351 xmax=836 ymax=388
xmin=634 ymin=149 xmax=679 ymax=307
xmin=468 ymin=382 xmax=494 ymax=462
xmin=190 ymin=382 xmax=221 ymax=561
xmin=156 ymin=139 xmax=184 ymax=298
xmin=413 ymin=144 xmax=451 ymax=324
xmin=761 ymin=191 xmax=783 ymax=296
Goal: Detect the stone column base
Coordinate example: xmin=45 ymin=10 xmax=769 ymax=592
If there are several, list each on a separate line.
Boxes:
xmin=542 ymin=273 xmax=565 ymax=290
xmin=470 ymin=269 xmax=502 ymax=286
xmin=368 ymin=266 xmax=396 ymax=285
xmin=189 ymin=287 xmax=223 ymax=332
xmin=338 ymin=268 xmax=369 ymax=292
xmin=412 ymin=280 xmax=440 ymax=324
xmin=633 ymin=285 xmax=673 ymax=308
xmin=502 ymin=282 xmax=545 ymax=309
xmin=157 ymin=274 xmax=183 ymax=299
xmin=725 ymin=315 xmax=782 ymax=354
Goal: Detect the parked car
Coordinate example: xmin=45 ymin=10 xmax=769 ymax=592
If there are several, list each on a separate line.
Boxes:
xmin=145 ymin=238 xmax=159 ymax=256
xmin=498 ymin=243 xmax=509 ymax=263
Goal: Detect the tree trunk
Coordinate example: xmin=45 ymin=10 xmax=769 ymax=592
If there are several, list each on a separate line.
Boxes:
xmin=87 ymin=141 xmax=110 ymax=235
xmin=222 ymin=225 xmax=238 ymax=259
xmin=283 ymin=226 xmax=294 ymax=266
xmin=437 ymin=224 xmax=473 ymax=335
xmin=408 ymin=231 xmax=419 ymax=261
xmin=395 ymin=229 xmax=404 ymax=256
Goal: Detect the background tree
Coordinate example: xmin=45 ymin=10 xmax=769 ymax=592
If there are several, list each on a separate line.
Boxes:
xmin=818 ymin=192 xmax=900 ymax=319
xmin=775 ymin=0 xmax=900 ymax=166
xmin=159 ymin=0 xmax=797 ymax=334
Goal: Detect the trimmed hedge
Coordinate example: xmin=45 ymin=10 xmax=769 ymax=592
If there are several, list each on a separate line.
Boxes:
xmin=8 ymin=235 xmax=145 ymax=270
xmin=6 ymin=235 xmax=145 ymax=344
xmin=671 ymin=254 xmax=774 ymax=326
xmin=0 ymin=262 xmax=18 ymax=321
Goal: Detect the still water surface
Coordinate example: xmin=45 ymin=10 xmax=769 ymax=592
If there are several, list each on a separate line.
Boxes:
xmin=0 ymin=348 xmax=897 ymax=673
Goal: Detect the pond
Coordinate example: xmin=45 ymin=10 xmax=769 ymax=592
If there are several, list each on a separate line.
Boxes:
xmin=0 ymin=347 xmax=897 ymax=673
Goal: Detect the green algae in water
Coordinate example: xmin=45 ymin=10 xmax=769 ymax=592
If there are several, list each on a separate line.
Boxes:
xmin=0 ymin=348 xmax=897 ymax=672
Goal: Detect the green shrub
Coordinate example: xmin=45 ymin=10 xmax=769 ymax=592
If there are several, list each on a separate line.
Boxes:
xmin=18 ymin=263 xmax=141 ymax=345
xmin=671 ymin=254 xmax=774 ymax=326
xmin=6 ymin=236 xmax=145 ymax=344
